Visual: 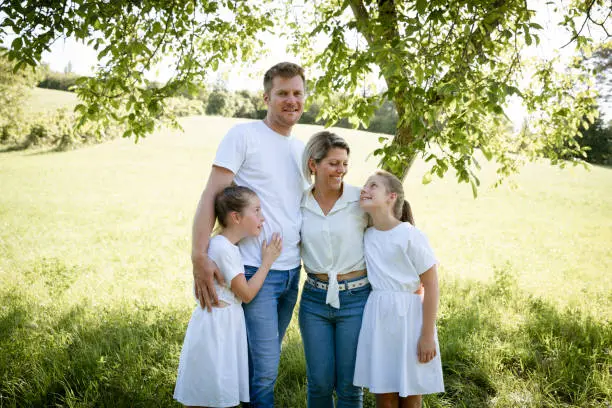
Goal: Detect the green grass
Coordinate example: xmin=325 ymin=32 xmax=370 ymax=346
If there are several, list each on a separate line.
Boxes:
xmin=1 ymin=91 xmax=611 ymax=407
xmin=25 ymin=87 xmax=79 ymax=114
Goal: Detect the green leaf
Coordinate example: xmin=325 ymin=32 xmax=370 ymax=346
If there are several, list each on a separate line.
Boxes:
xmin=416 ymin=0 xmax=427 ymax=15
xmin=11 ymin=37 xmax=22 ymax=51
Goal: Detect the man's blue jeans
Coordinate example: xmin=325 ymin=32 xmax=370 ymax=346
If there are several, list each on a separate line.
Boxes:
xmin=298 ymin=275 xmax=371 ymax=408
xmin=243 ymin=265 xmax=300 ymax=408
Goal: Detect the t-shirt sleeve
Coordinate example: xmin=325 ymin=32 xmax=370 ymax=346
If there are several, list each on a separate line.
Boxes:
xmin=406 ymin=227 xmax=437 ymax=275
xmin=213 ymin=126 xmax=246 ymax=174
xmin=216 ymin=247 xmax=245 ymax=283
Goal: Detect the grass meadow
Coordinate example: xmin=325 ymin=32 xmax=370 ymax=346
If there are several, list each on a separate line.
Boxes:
xmin=0 ymin=89 xmax=610 ymax=407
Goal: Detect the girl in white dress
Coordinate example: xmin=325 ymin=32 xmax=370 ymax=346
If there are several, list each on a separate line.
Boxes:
xmin=353 ymin=170 xmax=444 ymax=408
xmin=174 ymin=186 xmax=282 ymax=408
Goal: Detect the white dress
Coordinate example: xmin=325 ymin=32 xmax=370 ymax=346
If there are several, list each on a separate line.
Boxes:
xmin=353 ymin=223 xmax=445 ymax=397
xmin=174 ymin=235 xmax=249 ymax=407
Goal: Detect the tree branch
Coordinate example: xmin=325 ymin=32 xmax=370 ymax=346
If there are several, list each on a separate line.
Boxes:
xmin=560 ymin=0 xmax=600 ymax=48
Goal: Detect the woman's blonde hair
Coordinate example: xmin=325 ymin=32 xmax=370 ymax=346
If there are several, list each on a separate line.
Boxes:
xmin=302 ymin=131 xmax=350 ymax=183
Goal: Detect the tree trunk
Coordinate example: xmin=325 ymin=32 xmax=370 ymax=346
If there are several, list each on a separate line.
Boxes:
xmin=349 ymin=0 xmax=416 ymax=181
xmin=380 ymin=122 xmax=417 ymax=181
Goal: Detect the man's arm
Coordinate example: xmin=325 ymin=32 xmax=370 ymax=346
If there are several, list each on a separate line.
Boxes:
xmin=192 ymin=165 xmax=235 ymax=311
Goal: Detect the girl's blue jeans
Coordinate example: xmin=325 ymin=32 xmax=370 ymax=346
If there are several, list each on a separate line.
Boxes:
xmin=298 ymin=275 xmax=371 ymax=408
xmin=243 ymin=265 xmax=300 ymax=408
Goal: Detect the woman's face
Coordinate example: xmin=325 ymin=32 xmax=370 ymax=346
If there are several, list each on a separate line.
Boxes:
xmin=309 ymin=147 xmax=349 ymax=192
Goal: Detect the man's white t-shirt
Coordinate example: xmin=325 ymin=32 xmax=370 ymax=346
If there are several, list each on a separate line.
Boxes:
xmin=213 ymin=121 xmax=306 ymax=270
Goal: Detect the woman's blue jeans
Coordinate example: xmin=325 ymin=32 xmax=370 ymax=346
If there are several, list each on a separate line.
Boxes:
xmin=298 ymin=275 xmax=371 ymax=408
xmin=243 ymin=265 xmax=300 ymax=408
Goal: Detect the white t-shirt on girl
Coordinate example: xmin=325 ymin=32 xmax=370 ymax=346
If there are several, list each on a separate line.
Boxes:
xmin=364 ymin=222 xmax=437 ymax=292
xmin=206 ymin=234 xmax=244 ymax=306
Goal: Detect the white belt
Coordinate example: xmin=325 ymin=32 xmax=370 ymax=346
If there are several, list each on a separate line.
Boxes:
xmin=306 ymin=275 xmax=369 ymax=291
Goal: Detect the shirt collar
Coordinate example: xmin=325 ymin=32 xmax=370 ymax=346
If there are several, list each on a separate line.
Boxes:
xmin=301 ymin=183 xmax=361 ymax=215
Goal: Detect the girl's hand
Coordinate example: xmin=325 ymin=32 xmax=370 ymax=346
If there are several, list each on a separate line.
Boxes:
xmin=261 ymin=233 xmax=282 ymax=268
xmin=417 ymin=335 xmax=437 ymax=363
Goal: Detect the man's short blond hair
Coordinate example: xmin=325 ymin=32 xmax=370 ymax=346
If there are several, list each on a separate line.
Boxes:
xmin=263 ymin=62 xmax=306 ymax=94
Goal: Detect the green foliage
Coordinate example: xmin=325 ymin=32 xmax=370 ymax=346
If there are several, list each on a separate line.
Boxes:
xmin=233 ymin=90 xmax=266 ymax=119
xmin=165 ymin=96 xmax=205 ymax=118
xmin=206 ymin=89 xmax=237 ymax=117
xmin=367 ymin=100 xmax=399 ymax=135
xmin=1 ymin=0 xmax=275 ymax=142
xmin=288 ymin=0 xmax=604 ymax=185
xmin=7 ymin=108 xmax=120 ymax=151
xmin=38 ymin=70 xmax=80 ymax=92
xmin=0 ymin=53 xmax=41 ymax=143
xmin=538 ymin=114 xmax=612 ymax=165
xmin=1 ymin=0 xmax=608 ymax=190
xmin=582 ymin=40 xmax=611 ymax=103
xmin=580 ymin=117 xmax=612 ymax=164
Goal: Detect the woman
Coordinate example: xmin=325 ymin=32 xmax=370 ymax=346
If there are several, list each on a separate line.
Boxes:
xmin=299 ymin=131 xmax=370 ymax=408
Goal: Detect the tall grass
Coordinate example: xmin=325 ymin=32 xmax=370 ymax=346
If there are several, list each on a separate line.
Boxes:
xmin=1 ymin=108 xmax=610 ymax=407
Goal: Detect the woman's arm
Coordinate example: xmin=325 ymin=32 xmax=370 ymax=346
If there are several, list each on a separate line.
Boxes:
xmin=417 ymin=264 xmax=439 ymax=363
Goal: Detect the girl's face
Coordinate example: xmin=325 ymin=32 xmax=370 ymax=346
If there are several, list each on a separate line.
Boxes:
xmin=309 ymin=147 xmax=349 ymax=192
xmin=237 ymin=196 xmax=265 ymax=237
xmin=360 ymin=175 xmax=394 ymax=212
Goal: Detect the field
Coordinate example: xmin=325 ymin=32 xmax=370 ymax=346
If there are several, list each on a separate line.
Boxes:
xmin=0 ymin=89 xmax=610 ymax=407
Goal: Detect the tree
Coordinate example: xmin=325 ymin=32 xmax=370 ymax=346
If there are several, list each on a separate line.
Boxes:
xmin=580 ymin=116 xmax=612 ymax=164
xmin=583 ymin=40 xmax=612 ymax=104
xmin=290 ymin=0 xmax=606 ymax=189
xmin=1 ymin=0 xmax=608 ymax=189
xmin=206 ymin=89 xmax=236 ymax=117
xmin=0 ymin=53 xmax=40 ymax=143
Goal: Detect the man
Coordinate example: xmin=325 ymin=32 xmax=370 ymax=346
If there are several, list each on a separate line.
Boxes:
xmin=191 ymin=62 xmax=307 ymax=407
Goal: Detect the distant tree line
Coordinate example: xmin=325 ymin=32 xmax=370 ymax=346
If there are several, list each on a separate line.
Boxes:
xmin=38 ymin=70 xmax=80 ymax=92
xmin=1 ymin=62 xmax=120 ymax=150
xmin=4 ymin=65 xmax=610 ymax=164
xmin=37 ymin=69 xmax=400 ymax=135
xmin=575 ymin=117 xmax=612 ymax=165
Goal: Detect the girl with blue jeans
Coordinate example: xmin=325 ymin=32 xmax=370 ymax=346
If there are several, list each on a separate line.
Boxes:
xmin=299 ymin=131 xmax=370 ymax=407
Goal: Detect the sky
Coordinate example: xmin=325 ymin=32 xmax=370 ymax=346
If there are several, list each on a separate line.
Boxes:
xmin=39 ymin=2 xmax=610 ymax=124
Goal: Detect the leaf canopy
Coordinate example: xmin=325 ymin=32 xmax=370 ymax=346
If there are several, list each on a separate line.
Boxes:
xmin=1 ymin=0 xmax=608 ymax=191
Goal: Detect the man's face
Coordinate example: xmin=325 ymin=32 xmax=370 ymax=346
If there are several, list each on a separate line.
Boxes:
xmin=264 ymin=75 xmax=305 ymax=132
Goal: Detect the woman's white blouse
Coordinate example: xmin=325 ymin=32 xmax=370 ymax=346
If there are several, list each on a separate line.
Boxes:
xmin=300 ymin=184 xmax=368 ymax=308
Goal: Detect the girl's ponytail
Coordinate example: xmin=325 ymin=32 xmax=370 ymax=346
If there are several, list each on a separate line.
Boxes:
xmin=401 ymin=200 xmax=415 ymax=225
